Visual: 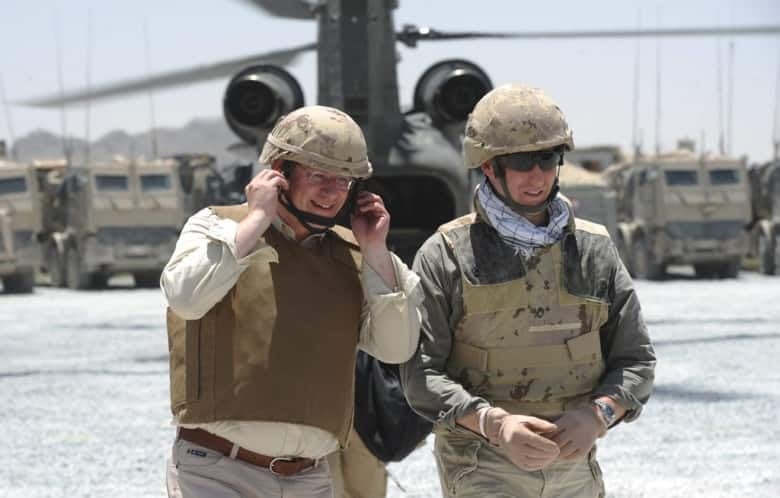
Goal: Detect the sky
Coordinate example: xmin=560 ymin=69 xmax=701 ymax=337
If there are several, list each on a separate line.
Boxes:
xmin=1 ymin=0 xmax=779 ymax=162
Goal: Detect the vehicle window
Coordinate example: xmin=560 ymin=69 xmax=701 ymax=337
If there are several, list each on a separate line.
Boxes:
xmin=664 ymin=170 xmax=698 ymax=186
xmin=0 ymin=177 xmax=27 ymax=195
xmin=95 ymin=174 xmax=129 ymax=191
xmin=709 ymin=169 xmax=739 ymax=185
xmin=140 ymin=174 xmax=172 ymax=191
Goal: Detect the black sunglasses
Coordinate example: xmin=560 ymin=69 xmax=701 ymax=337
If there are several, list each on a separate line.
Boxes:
xmin=494 ymin=149 xmax=562 ymax=172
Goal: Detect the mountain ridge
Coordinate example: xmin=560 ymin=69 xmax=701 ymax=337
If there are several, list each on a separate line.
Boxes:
xmin=7 ymin=117 xmax=252 ymax=165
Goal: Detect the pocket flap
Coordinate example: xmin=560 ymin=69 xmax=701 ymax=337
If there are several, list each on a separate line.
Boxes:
xmin=565 ymin=330 xmax=601 ymax=361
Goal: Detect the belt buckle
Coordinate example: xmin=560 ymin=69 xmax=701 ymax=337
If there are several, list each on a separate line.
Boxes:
xmin=269 ymin=456 xmax=294 ymax=476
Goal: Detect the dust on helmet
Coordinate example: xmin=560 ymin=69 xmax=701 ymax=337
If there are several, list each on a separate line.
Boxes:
xmin=463 ymin=84 xmax=574 ymax=169
xmin=259 ymin=105 xmax=372 ymax=178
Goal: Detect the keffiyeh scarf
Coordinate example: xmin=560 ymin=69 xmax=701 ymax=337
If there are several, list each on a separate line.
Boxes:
xmin=477 ymin=180 xmax=570 ymax=257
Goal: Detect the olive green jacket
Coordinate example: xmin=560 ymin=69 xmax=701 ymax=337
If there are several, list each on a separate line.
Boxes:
xmin=400 ymin=203 xmax=656 ymax=429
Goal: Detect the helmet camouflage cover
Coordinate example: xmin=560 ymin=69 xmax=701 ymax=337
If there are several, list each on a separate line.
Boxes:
xmin=259 ymin=105 xmax=372 ymax=178
xmin=463 ymin=84 xmax=574 ymax=168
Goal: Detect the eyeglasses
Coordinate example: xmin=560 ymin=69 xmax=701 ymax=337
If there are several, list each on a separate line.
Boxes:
xmin=301 ymin=168 xmax=353 ymax=191
xmin=494 ymin=149 xmax=561 ymax=172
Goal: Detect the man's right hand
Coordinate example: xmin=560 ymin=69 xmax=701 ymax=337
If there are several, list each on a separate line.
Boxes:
xmin=490 ymin=411 xmax=560 ymax=472
xmin=245 ymin=168 xmax=288 ymax=221
xmin=236 ymin=168 xmax=288 ymax=258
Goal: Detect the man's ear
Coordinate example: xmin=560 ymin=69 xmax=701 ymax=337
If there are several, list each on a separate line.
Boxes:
xmin=480 ymin=162 xmax=495 ymax=181
xmin=271 ymin=159 xmax=285 ymax=172
xmin=274 ymin=160 xmax=295 ymax=179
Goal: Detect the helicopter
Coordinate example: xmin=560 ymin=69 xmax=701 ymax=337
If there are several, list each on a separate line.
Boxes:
xmin=20 ymin=0 xmax=780 ymax=262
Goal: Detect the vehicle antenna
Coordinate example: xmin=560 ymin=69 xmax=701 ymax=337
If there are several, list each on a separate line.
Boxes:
xmin=773 ymin=42 xmax=780 ymax=161
xmin=631 ymin=9 xmax=642 ymax=160
xmin=654 ymin=8 xmax=662 ymax=156
xmin=726 ymin=2 xmax=736 ymax=155
xmin=716 ymin=35 xmax=725 ymax=156
xmin=143 ymin=19 xmax=159 ymax=159
xmin=0 ymin=74 xmax=17 ymax=160
xmin=726 ymin=39 xmax=735 ymax=155
xmin=84 ymin=8 xmax=93 ymax=165
xmin=53 ymin=10 xmax=72 ymax=166
xmin=700 ymin=128 xmax=707 ymax=159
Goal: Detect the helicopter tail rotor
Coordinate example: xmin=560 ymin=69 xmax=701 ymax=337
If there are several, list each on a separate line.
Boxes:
xmin=223 ymin=65 xmax=304 ymax=146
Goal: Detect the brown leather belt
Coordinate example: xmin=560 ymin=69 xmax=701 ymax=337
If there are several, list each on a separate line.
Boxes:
xmin=178 ymin=427 xmax=316 ymax=476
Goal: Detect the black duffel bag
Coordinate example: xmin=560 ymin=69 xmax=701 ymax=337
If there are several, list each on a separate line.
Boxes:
xmin=353 ymin=350 xmax=433 ymax=462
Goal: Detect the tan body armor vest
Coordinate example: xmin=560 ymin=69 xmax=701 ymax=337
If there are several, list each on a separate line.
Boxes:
xmin=442 ymin=215 xmax=609 ymax=418
xmin=167 ymin=205 xmax=363 ymax=445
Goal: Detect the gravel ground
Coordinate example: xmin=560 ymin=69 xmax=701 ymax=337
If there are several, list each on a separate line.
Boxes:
xmin=1 ymin=271 xmax=779 ymax=497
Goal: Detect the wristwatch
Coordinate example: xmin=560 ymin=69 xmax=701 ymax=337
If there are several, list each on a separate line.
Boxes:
xmin=591 ymin=399 xmax=618 ymax=428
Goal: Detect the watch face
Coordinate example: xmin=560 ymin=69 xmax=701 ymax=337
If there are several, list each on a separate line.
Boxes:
xmin=595 ymin=400 xmax=616 ymax=425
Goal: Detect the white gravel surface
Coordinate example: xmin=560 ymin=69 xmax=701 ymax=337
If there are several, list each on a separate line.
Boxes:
xmin=1 ymin=271 xmax=779 ymax=497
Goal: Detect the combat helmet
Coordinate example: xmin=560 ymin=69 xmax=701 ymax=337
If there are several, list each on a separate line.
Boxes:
xmin=259 ymin=105 xmax=370 ymax=232
xmin=259 ymin=105 xmax=372 ymax=178
xmin=463 ymin=84 xmax=574 ymax=215
xmin=463 ymin=84 xmax=573 ymax=168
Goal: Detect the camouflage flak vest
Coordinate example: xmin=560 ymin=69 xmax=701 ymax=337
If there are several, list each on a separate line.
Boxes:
xmin=443 ymin=225 xmax=608 ymax=419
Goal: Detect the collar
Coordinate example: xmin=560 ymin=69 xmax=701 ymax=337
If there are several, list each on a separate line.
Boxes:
xmin=272 ymin=216 xmax=327 ymax=249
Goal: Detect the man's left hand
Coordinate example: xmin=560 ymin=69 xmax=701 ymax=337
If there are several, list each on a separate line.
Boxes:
xmin=351 ymin=191 xmax=390 ymax=250
xmin=550 ymin=404 xmax=607 ymax=460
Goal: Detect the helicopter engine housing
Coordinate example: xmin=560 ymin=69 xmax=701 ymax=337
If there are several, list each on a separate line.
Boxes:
xmin=413 ymin=59 xmax=493 ymax=125
xmin=223 ymin=65 xmax=304 ymax=145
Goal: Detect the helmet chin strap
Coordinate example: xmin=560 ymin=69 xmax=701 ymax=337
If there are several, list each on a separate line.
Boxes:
xmin=278 ymin=180 xmax=360 ymax=234
xmin=278 ymin=192 xmax=337 ymax=234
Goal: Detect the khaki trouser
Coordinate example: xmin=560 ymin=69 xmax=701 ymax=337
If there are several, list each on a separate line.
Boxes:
xmin=434 ymin=427 xmax=604 ymax=498
xmin=327 ymin=428 xmax=388 ymax=498
xmin=167 ymin=439 xmax=333 ymax=498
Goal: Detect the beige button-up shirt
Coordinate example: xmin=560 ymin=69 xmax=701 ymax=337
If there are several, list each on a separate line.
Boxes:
xmin=161 ymin=207 xmax=422 ymax=458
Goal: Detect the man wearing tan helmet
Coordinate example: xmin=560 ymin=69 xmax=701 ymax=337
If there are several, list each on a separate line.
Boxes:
xmin=161 ymin=105 xmax=423 ymax=498
xmin=401 ymin=84 xmax=656 ymax=497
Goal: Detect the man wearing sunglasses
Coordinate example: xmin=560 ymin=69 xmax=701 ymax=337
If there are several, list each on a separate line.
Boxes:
xmin=401 ymin=84 xmax=655 ymax=498
xmin=162 ymin=105 xmax=423 ymax=498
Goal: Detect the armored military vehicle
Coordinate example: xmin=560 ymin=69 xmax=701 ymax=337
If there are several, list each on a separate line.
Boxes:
xmin=747 ymin=160 xmax=780 ymax=275
xmin=40 ymin=157 xmax=188 ymax=289
xmin=0 ymin=208 xmax=17 ymax=291
xmin=159 ymin=153 xmax=254 ymax=223
xmin=604 ymin=148 xmax=751 ymax=280
xmin=565 ymin=145 xmax=625 ymax=173
xmin=558 ymin=162 xmax=618 ymax=239
xmin=0 ymin=159 xmax=44 ymax=293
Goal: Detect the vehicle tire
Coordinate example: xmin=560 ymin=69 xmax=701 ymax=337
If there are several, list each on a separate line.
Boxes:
xmin=65 ymin=246 xmax=92 ymax=290
xmin=758 ymin=230 xmax=776 ymax=276
xmin=718 ymin=257 xmax=740 ymax=279
xmin=133 ymin=271 xmax=161 ymax=288
xmin=632 ymin=237 xmax=664 ymax=280
xmin=2 ymin=270 xmax=34 ymax=294
xmin=46 ymin=244 xmax=66 ymax=287
xmin=91 ymin=273 xmax=109 ymax=289
xmin=694 ymin=263 xmax=717 ymax=279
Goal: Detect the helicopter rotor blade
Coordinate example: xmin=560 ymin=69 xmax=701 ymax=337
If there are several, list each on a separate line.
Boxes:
xmin=20 ymin=43 xmax=316 ymax=108
xmin=397 ymin=24 xmax=780 ymax=48
xmin=239 ymin=0 xmax=319 ymax=19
